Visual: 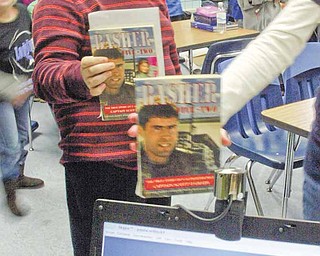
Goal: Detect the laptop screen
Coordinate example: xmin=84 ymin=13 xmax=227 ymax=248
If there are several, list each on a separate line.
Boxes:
xmin=90 ymin=200 xmax=320 ymax=256
xmin=101 ymin=222 xmax=318 ymax=256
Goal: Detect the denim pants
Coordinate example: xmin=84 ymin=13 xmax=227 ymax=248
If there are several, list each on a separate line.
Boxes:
xmin=0 ymin=100 xmax=29 ymax=182
xmin=303 ymin=136 xmax=320 ymax=221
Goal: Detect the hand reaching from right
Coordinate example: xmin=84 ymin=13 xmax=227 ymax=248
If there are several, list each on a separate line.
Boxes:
xmin=221 ymin=128 xmax=231 ymax=146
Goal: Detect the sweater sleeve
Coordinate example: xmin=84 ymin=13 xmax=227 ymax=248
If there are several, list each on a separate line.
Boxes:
xmin=161 ymin=3 xmax=182 ymax=75
xmin=32 ymin=1 xmax=92 ymax=104
xmin=221 ymin=0 xmax=320 ymax=125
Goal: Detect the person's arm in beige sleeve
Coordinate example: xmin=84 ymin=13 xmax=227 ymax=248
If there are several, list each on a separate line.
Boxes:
xmin=221 ymin=0 xmax=320 ymax=126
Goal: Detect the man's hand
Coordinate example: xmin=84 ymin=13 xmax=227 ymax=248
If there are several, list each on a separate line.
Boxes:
xmin=80 ymin=56 xmax=115 ymax=96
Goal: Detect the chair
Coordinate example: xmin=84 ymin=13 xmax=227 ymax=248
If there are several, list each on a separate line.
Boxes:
xmin=29 ymin=119 xmax=39 ymax=151
xmin=219 ymin=43 xmax=320 ymax=216
xmin=201 ymin=37 xmax=255 ymax=74
xmin=28 ymin=95 xmax=39 ymax=151
xmin=263 ymin=42 xmax=320 ymax=191
xmin=223 ymin=82 xmax=308 ymax=216
xmin=282 ymin=42 xmax=320 ymax=104
xmin=200 ymin=37 xmax=257 ymax=211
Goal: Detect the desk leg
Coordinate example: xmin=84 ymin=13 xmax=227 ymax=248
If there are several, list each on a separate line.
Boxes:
xmin=188 ymin=49 xmax=193 ymax=74
xmin=281 ymin=131 xmax=295 ymax=218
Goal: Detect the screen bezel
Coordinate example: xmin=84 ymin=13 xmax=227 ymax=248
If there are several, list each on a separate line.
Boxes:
xmin=90 ymin=199 xmax=320 ymax=256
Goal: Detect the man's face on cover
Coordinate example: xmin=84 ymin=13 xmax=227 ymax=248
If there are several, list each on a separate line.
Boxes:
xmin=104 ymin=57 xmax=125 ymax=95
xmin=139 ymin=117 xmax=178 ymax=164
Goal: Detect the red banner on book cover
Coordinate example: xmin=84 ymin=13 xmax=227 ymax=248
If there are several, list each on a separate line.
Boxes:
xmin=103 ymin=104 xmax=135 ymax=115
xmin=144 ymin=174 xmax=214 ymax=191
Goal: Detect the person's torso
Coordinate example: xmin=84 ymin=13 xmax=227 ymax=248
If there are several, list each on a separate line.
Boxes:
xmin=237 ymin=0 xmax=282 ymax=31
xmin=311 ymin=89 xmax=320 ymax=144
xmin=306 ymin=0 xmax=320 ymax=145
xmin=0 ymin=4 xmax=33 ymax=76
xmin=33 ymin=0 xmax=179 ymax=166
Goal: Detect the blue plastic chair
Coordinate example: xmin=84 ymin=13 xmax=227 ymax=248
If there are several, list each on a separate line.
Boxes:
xmin=219 ymin=44 xmax=320 ymax=216
xmin=31 ymin=120 xmax=39 ymax=132
xmin=283 ymin=42 xmax=320 ymax=104
xmin=223 ymin=81 xmax=308 ymax=216
xmin=201 ymin=37 xmax=255 ymax=74
xmin=263 ymin=43 xmax=320 ymax=190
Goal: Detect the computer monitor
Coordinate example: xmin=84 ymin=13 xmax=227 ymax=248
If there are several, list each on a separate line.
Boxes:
xmin=90 ymin=199 xmax=320 ymax=256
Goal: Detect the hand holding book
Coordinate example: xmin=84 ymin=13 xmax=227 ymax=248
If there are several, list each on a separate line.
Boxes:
xmin=80 ymin=56 xmax=114 ymax=97
xmin=127 ymin=113 xmax=138 ymax=152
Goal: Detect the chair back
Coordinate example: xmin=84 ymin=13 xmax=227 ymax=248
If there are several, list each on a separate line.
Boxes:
xmin=224 ymin=83 xmax=284 ymax=139
xmin=217 ymin=56 xmax=283 ymax=135
xmin=201 ymin=37 xmax=255 ymax=74
xmin=249 ymin=84 xmax=284 ymax=134
xmin=283 ymin=42 xmax=320 ymax=103
xmin=216 ymin=57 xmax=308 ymax=217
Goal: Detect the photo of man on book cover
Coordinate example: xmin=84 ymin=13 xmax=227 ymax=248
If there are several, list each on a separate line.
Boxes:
xmin=93 ymin=47 xmax=135 ymax=120
xmin=138 ymin=104 xmax=194 ymax=178
xmin=135 ymin=75 xmax=221 ymax=197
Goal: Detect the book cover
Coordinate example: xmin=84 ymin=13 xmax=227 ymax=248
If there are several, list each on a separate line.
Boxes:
xmin=135 ymin=75 xmax=221 ymax=198
xmin=88 ymin=8 xmax=165 ymax=121
xmin=191 ymin=21 xmax=239 ymax=32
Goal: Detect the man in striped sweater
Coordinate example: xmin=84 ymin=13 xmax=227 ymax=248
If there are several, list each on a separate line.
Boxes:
xmin=32 ymin=1 xmax=181 ymax=255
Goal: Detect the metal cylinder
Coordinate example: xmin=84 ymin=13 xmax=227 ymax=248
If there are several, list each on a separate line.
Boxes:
xmin=214 ymin=167 xmax=246 ymax=201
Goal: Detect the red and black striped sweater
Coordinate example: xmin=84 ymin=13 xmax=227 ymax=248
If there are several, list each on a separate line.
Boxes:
xmin=32 ymin=0 xmax=181 ymax=169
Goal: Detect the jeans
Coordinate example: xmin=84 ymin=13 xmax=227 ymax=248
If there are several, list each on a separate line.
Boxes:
xmin=64 ymin=161 xmax=171 ymax=256
xmin=303 ymin=136 xmax=320 ymax=221
xmin=0 ymin=100 xmax=29 ymax=182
